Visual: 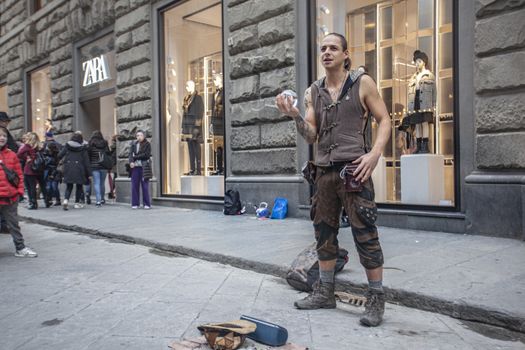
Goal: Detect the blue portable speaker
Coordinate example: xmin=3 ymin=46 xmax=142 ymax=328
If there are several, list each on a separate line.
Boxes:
xmin=240 ymin=315 xmax=288 ymax=347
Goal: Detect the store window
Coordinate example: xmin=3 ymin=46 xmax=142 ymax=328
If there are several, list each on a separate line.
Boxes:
xmin=0 ymin=84 xmax=7 ymax=112
xmin=161 ymin=0 xmax=224 ymax=197
xmin=29 ymin=65 xmax=52 ymax=139
xmin=316 ymin=0 xmax=455 ymax=207
xmin=78 ymin=33 xmax=116 ymax=139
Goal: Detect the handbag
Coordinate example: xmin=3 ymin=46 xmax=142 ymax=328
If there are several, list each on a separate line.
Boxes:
xmin=142 ymin=158 xmax=153 ymax=180
xmin=98 ymin=151 xmax=113 ymax=170
xmin=30 ymin=151 xmax=45 ymax=173
xmin=0 ymin=161 xmax=20 ymax=188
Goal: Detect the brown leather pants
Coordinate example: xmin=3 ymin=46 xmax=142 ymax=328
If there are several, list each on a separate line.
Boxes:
xmin=310 ymin=166 xmax=383 ymax=269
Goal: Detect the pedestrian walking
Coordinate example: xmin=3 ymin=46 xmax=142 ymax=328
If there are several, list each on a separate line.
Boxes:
xmin=0 ymin=126 xmax=37 ymax=257
xmin=17 ymin=132 xmax=49 ymax=209
xmin=129 ymin=130 xmax=151 ymax=209
xmin=74 ymin=131 xmax=92 ymax=205
xmin=42 ymin=133 xmax=62 ymax=206
xmin=59 ymin=133 xmax=92 ymax=210
xmin=87 ymin=130 xmax=111 ymax=207
xmin=276 ymin=33 xmax=391 ymax=327
xmin=107 ymin=134 xmax=118 ymax=200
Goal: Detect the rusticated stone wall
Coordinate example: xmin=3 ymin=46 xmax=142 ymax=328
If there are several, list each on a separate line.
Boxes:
xmin=226 ymin=0 xmax=298 ymax=176
xmin=0 ymin=0 xmax=155 ymax=176
xmin=113 ymin=0 xmax=153 ymax=175
xmin=474 ymin=0 xmax=525 ymax=169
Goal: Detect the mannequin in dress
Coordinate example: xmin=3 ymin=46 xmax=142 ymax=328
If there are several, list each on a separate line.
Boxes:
xmin=211 ymin=74 xmax=224 ymax=175
xmin=406 ymin=50 xmax=435 ymax=154
xmin=181 ymin=80 xmax=204 ymax=175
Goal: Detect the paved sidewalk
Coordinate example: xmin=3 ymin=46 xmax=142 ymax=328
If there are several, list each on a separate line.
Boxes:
xmin=3 ymin=223 xmax=523 ymax=350
xmin=19 ymin=202 xmax=525 ymax=333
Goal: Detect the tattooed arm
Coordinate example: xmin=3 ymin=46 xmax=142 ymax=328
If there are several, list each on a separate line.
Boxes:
xmin=276 ymin=87 xmax=318 ymax=144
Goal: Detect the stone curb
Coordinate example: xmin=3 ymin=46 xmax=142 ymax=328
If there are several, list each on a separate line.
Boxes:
xmin=21 ymin=215 xmax=525 ymax=334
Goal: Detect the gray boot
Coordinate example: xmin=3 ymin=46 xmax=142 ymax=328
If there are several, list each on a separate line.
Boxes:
xmin=294 ymin=281 xmax=336 ymax=310
xmin=359 ymin=289 xmax=385 ymax=327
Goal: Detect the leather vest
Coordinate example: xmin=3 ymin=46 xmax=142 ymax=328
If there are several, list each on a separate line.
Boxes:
xmin=311 ymin=70 xmax=368 ymax=166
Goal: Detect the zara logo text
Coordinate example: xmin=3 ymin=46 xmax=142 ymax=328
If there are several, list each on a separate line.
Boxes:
xmin=82 ymin=55 xmax=110 ymax=87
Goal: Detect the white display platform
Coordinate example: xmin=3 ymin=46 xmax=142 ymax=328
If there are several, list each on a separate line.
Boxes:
xmin=181 ymin=176 xmax=206 ymax=196
xmin=400 ymin=154 xmax=445 ymax=205
xmin=371 ymin=156 xmax=387 ymax=202
xmin=181 ymin=175 xmax=224 ymax=196
xmin=206 ymin=175 xmax=224 ymax=196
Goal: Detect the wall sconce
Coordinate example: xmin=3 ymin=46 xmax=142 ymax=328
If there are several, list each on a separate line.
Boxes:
xmin=320 ymin=5 xmax=330 ymax=15
xmin=320 ymin=25 xmax=330 ymax=36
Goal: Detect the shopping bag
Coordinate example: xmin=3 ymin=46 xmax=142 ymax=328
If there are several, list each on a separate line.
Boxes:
xmin=270 ymin=198 xmax=288 ymax=219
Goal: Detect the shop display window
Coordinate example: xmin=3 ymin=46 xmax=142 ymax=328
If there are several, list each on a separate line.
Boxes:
xmin=0 ymin=84 xmax=7 ymax=112
xmin=161 ymin=0 xmax=224 ymax=197
xmin=29 ymin=65 xmax=51 ymax=139
xmin=316 ymin=0 xmax=455 ymax=206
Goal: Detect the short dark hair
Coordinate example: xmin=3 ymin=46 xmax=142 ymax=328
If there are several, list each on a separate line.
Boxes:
xmin=71 ymin=133 xmax=83 ymax=144
xmin=324 ymin=33 xmax=351 ymax=70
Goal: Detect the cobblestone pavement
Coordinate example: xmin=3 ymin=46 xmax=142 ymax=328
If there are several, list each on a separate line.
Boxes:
xmin=1 ymin=223 xmax=524 ymax=350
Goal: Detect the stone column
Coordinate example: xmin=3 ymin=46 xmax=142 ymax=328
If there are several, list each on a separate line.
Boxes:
xmin=465 ymin=0 xmax=525 ymax=239
xmin=225 ymin=0 xmax=309 ymax=216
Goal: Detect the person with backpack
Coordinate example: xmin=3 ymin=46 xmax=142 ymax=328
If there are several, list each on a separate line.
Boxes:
xmin=17 ymin=132 xmax=49 ymax=209
xmin=0 ymin=126 xmax=37 ymax=257
xmin=129 ymin=130 xmax=151 ymax=209
xmin=59 ymin=133 xmax=92 ymax=210
xmin=87 ymin=131 xmax=111 ymax=207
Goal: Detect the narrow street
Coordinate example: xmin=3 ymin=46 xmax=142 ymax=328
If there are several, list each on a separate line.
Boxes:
xmin=1 ymin=223 xmax=523 ymax=350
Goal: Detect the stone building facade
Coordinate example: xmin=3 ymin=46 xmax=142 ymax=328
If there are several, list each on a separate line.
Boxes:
xmin=0 ymin=0 xmax=523 ymax=239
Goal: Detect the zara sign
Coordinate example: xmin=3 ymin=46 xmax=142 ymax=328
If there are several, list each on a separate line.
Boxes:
xmin=82 ymin=55 xmax=110 ymax=87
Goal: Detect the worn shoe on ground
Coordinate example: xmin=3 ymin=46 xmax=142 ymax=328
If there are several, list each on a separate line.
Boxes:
xmin=360 ymin=289 xmax=385 ymax=327
xmin=62 ymin=199 xmax=68 ymax=210
xmin=74 ymin=203 xmax=84 ymax=209
xmin=15 ymin=247 xmax=38 ymax=258
xmin=294 ymin=281 xmax=336 ymax=310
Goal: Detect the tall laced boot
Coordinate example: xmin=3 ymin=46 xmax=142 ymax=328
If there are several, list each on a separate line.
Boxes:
xmin=360 ymin=289 xmax=385 ymax=327
xmin=420 ymin=138 xmax=430 ymax=154
xmin=414 ymin=138 xmax=422 ymax=154
xmin=294 ymin=281 xmax=336 ymax=310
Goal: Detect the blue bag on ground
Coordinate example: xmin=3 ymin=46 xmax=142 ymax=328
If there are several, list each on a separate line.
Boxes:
xmin=270 ymin=197 xmax=288 ymax=219
xmin=240 ymin=315 xmax=288 ymax=346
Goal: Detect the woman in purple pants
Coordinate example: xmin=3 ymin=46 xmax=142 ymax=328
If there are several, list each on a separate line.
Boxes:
xmin=129 ymin=130 xmax=152 ymax=209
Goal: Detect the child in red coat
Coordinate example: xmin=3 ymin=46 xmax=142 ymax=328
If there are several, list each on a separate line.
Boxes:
xmin=0 ymin=126 xmax=37 ymax=257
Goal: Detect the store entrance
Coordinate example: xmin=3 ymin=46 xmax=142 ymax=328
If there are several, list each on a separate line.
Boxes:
xmin=79 ymin=93 xmax=116 ymax=139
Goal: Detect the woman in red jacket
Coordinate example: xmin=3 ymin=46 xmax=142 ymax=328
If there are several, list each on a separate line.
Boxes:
xmin=0 ymin=126 xmax=37 ymax=257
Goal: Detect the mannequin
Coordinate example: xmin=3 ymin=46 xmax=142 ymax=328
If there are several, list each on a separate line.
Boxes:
xmin=405 ymin=50 xmax=435 ymax=154
xmin=210 ymin=74 xmax=224 ymax=175
xmin=181 ymin=80 xmax=204 ymax=175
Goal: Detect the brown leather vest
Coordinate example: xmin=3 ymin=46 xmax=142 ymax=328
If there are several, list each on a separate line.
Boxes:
xmin=311 ymin=71 xmax=369 ymax=166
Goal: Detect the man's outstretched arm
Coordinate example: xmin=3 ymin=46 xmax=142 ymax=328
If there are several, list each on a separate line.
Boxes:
xmin=276 ymin=88 xmax=317 ymax=144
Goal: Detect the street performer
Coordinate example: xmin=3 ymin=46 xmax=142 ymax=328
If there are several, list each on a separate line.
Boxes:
xmin=276 ymin=33 xmax=391 ymax=327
